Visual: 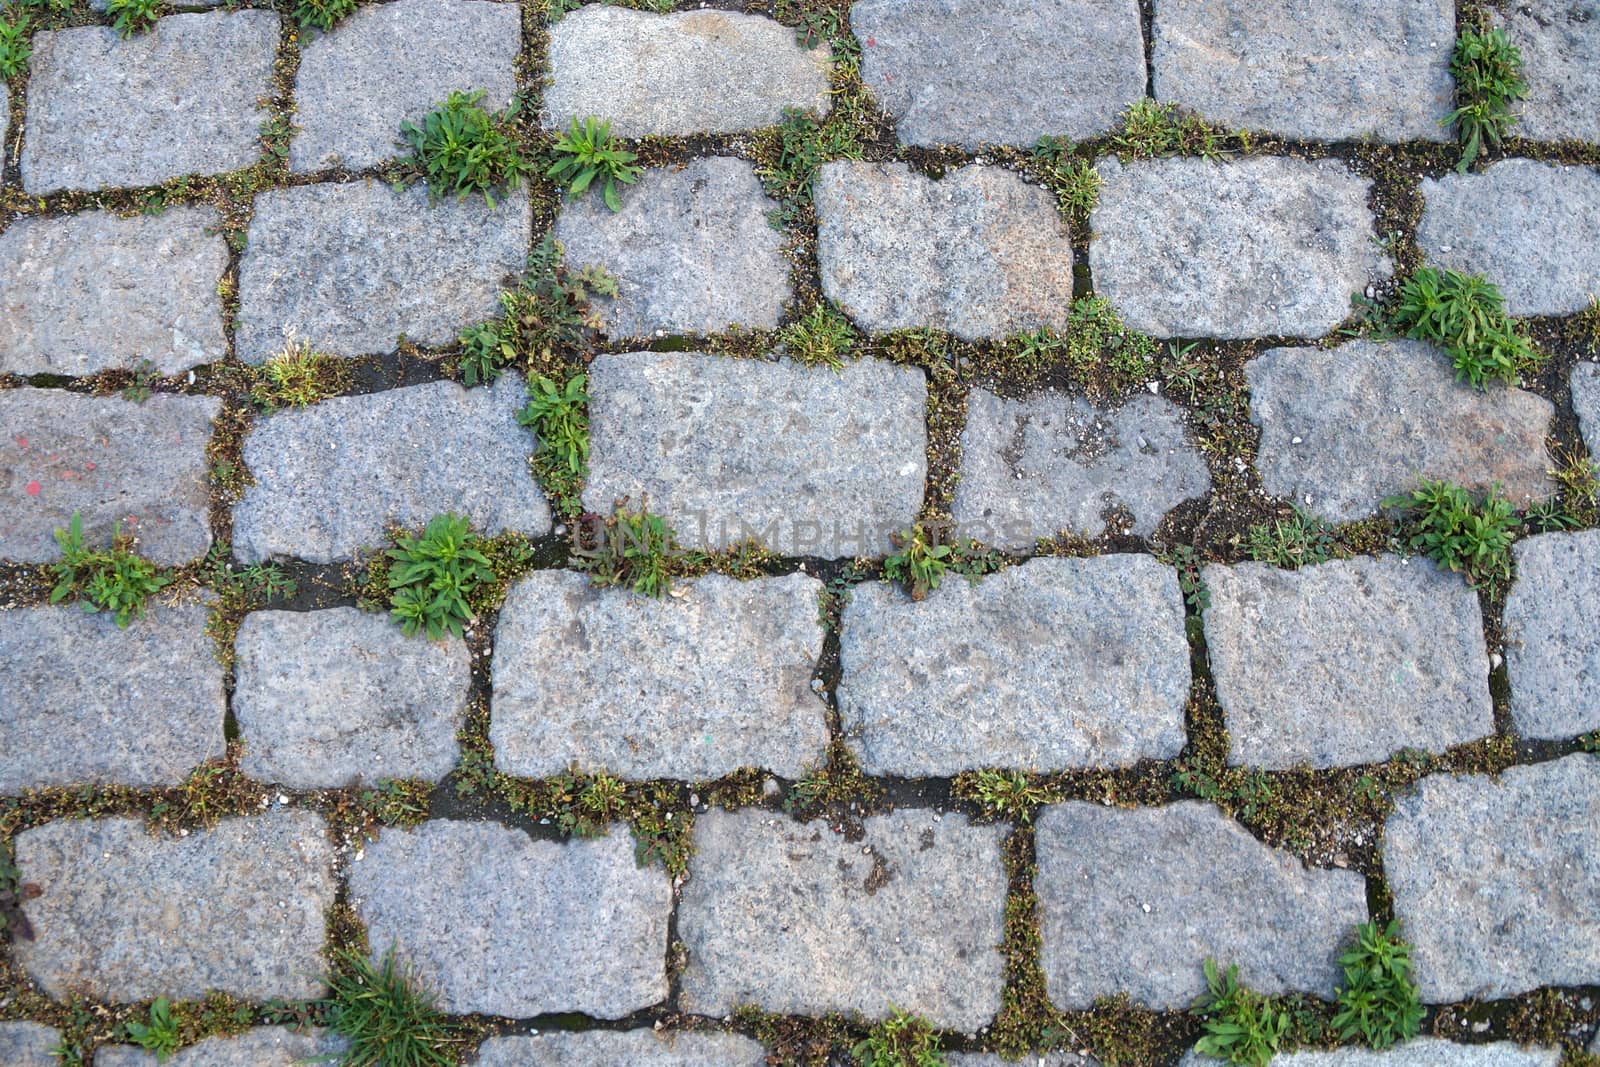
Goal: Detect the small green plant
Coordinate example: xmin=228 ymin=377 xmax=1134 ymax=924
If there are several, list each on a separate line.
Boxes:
xmin=1004 ymin=297 xmax=1159 ymax=397
xmin=1393 ymin=266 xmax=1540 ymax=388
xmin=1032 ymin=135 xmax=1101 ymax=220
xmin=959 ymin=770 xmax=1053 ymax=823
xmin=1445 ymin=26 xmax=1527 ymax=172
xmin=1333 ymin=920 xmax=1424 ymax=1049
xmin=124 ymin=997 xmax=180 ymax=1062
xmin=1384 ymin=479 xmax=1518 ymax=591
xmin=51 ymin=514 xmax=171 ymax=629
xmin=884 ymin=524 xmax=953 ymax=601
xmin=780 ymin=303 xmax=857 ymax=370
xmin=386 ymin=513 xmax=495 ymax=639
xmin=251 ymin=340 xmax=350 ymax=411
xmin=106 ymin=0 xmax=162 ymax=37
xmin=853 ymin=1009 xmax=945 ymax=1067
xmin=0 ymin=14 xmax=32 ymax=80
xmin=1192 ymin=959 xmax=1290 ymax=1067
xmin=401 ymin=90 xmax=532 ymax=205
xmin=1161 ymin=543 xmax=1210 ymax=612
xmin=547 ymin=115 xmax=642 ymax=212
xmin=356 ymin=779 xmax=432 ymax=831
xmin=322 ymin=947 xmax=456 ymax=1067
xmin=1 ymin=838 xmax=39 ymax=943
xmin=293 ymin=0 xmax=356 ymax=31
xmin=518 ymin=373 xmax=591 ymax=516
xmin=1569 ymin=296 xmax=1600 ymax=355
xmin=1111 ymin=99 xmax=1229 ymax=161
xmin=1245 ymin=506 xmax=1341 ymax=569
xmin=577 ymin=508 xmax=679 ymax=597
xmin=758 ymin=106 xmax=865 ymax=225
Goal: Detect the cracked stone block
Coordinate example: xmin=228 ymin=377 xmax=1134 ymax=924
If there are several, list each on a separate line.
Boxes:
xmin=1179 ymin=1039 xmax=1560 ymax=1066
xmin=952 ymin=388 xmax=1211 ymax=546
xmin=0 ymin=1022 xmax=60 ymax=1067
xmin=814 ymin=162 xmax=1076 ymax=340
xmin=1417 ymin=159 xmax=1600 ymax=317
xmin=583 ymin=352 xmax=925 ymax=558
xmin=232 ymin=377 xmax=550 ymax=564
xmin=473 ymin=1031 xmax=768 ymax=1067
xmin=94 ymin=1029 xmax=348 ymax=1067
xmin=0 ymin=603 xmax=225 ymax=794
xmin=234 ymin=179 xmax=530 ymax=363
xmin=678 ymin=808 xmax=1007 ymax=1031
xmin=290 ymin=0 xmax=519 ymax=174
xmin=553 ymin=157 xmax=790 ymax=338
xmin=1385 ymin=755 xmax=1600 ymax=1001
xmin=1152 ymin=0 xmax=1455 ymax=141
xmin=1490 ymin=0 xmax=1600 ymax=143
xmin=0 ymin=208 xmax=228 ymax=377
xmin=349 ymin=820 xmax=669 ymax=1018
xmin=1576 ymin=363 xmax=1600 ymax=460
xmin=1091 ymin=156 xmax=1388 ymax=339
xmin=1036 ymin=801 xmax=1368 ymax=1009
xmin=233 ymin=607 xmax=469 ymax=788
xmin=1503 ymin=531 xmax=1600 ymax=740
xmin=1202 ymin=557 xmax=1493 ymax=769
xmin=852 ymin=0 xmax=1144 ymax=148
xmin=491 ymin=571 xmax=828 ymax=781
xmin=0 ymin=389 xmax=220 ymax=566
xmin=20 ymin=12 xmax=279 ymax=194
xmin=837 ymin=556 xmax=1190 ymax=776
xmin=1247 ymin=340 xmax=1555 ymax=521
xmin=543 ymin=6 xmax=831 ymax=137
xmin=11 ymin=811 xmax=335 ymax=1002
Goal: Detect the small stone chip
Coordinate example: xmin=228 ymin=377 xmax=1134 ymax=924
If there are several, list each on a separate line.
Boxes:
xmin=473 ymin=1031 xmax=768 ymax=1067
xmin=1503 ymin=531 xmax=1600 ymax=740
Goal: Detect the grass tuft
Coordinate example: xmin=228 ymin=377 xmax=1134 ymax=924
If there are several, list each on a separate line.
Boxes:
xmin=251 ymin=340 xmax=350 ymax=412
xmin=1111 ymin=99 xmax=1233 ymax=161
xmin=50 ymin=513 xmax=171 ymax=629
xmin=853 ymin=1010 xmax=945 ymax=1066
xmin=1393 ymin=266 xmax=1541 ymax=388
xmin=321 ymin=947 xmax=457 ymax=1067
xmin=293 ymin=0 xmax=356 ymax=31
xmin=779 ymin=303 xmax=857 ymax=370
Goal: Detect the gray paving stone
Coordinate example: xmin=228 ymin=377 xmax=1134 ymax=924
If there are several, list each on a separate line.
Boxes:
xmin=20 ymin=12 xmax=279 ymax=194
xmin=1091 ymin=156 xmax=1388 ymax=339
xmin=0 ymin=208 xmax=228 ymax=377
xmin=0 ymin=1022 xmax=60 ymax=1067
xmin=235 ymin=179 xmax=530 ymax=363
xmin=852 ymin=0 xmax=1144 ymax=148
xmin=1035 ymin=801 xmax=1368 ymax=1009
xmin=1151 ymin=0 xmax=1455 ymax=142
xmin=1203 ymin=557 xmax=1492 ymax=769
xmin=1 ymin=85 xmax=7 ymax=169
xmin=1416 ymin=160 xmax=1600 ymax=317
xmin=814 ymin=162 xmax=1076 ymax=340
xmin=491 ymin=571 xmax=827 ymax=781
xmin=1491 ymin=0 xmax=1600 ymax=143
xmin=0 ymin=603 xmax=225 ymax=794
xmin=233 ymin=376 xmax=550 ymax=564
xmin=11 ymin=811 xmax=335 ymax=1002
xmin=679 ymin=808 xmax=1007 ymax=1031
xmin=553 ymin=158 xmax=790 ymax=338
xmin=233 ymin=607 xmax=469 ymax=788
xmin=583 ymin=352 xmax=924 ymax=558
xmin=1179 ymin=1039 xmax=1560 ymax=1066
xmin=543 ymin=6 xmax=830 ymax=137
xmin=290 ymin=0 xmax=518 ymax=174
xmin=949 ymin=1055 xmax=1098 ymax=1067
xmin=837 ymin=556 xmax=1190 ymax=776
xmin=1576 ymin=363 xmax=1600 ymax=460
xmin=473 ymin=1031 xmax=767 ymax=1067
xmin=0 ymin=389 xmax=220 ymax=567
xmin=93 ymin=1028 xmax=347 ymax=1067
xmin=952 ymin=388 xmax=1211 ymax=546
xmin=349 ymin=819 xmax=669 ymax=1018
xmin=1504 ymin=531 xmax=1600 ymax=740
xmin=1247 ymin=340 xmax=1555 ymax=521
xmin=1384 ymin=755 xmax=1600 ymax=1002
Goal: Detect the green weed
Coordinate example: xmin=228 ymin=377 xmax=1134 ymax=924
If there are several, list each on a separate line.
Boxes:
xmin=106 ymin=0 xmax=161 ymax=37
xmin=518 ymin=373 xmax=590 ymax=517
xmin=956 ymin=770 xmax=1055 ymax=824
xmin=1393 ymin=266 xmax=1540 ymax=388
xmin=1569 ymin=296 xmax=1600 ymax=356
xmin=1333 ymin=920 xmax=1424 ymax=1049
xmin=548 ymin=115 xmax=641 ymax=211
xmin=0 ymin=838 xmax=38 ymax=943
xmin=1032 ymin=135 xmax=1101 ymax=221
xmin=853 ymin=1010 xmax=944 ymax=1067
xmin=387 ymin=513 xmax=495 ymax=639
xmin=884 ymin=524 xmax=953 ymax=601
xmin=124 ymin=997 xmax=180 ymax=1061
xmin=50 ymin=513 xmax=171 ymax=629
xmin=1445 ymin=26 xmax=1527 ymax=172
xmin=401 ymin=90 xmax=532 ymax=206
xmin=1111 ymin=99 xmax=1230 ymax=161
xmin=322 ymin=947 xmax=457 ymax=1067
xmin=1384 ymin=479 xmax=1518 ymax=591
xmin=1245 ymin=506 xmax=1342 ymax=569
xmin=780 ymin=303 xmax=857 ymax=370
xmin=356 ymin=779 xmax=433 ymax=831
xmin=0 ymin=14 xmax=29 ymax=78
xmin=293 ymin=0 xmax=356 ymax=31
xmin=758 ymin=106 xmax=865 ymax=226
xmin=1193 ymin=959 xmax=1289 ymax=1067
xmin=1003 ymin=297 xmax=1159 ymax=398
xmin=577 ymin=508 xmax=679 ymax=597
xmin=120 ymin=359 xmax=158 ymax=404
xmin=1160 ymin=542 xmax=1211 ymax=612
xmin=251 ymin=340 xmax=350 ymax=411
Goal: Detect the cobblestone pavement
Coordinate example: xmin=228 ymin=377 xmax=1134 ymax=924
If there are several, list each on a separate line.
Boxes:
xmin=1 ymin=0 xmax=1598 ymax=1065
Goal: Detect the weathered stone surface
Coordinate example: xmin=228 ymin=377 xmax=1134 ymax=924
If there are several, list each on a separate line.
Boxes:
xmin=1151 ymin=0 xmax=1455 ymax=141
xmin=952 ymin=388 xmax=1211 ymax=545
xmin=94 ymin=1028 xmax=348 ymax=1067
xmin=0 ymin=603 xmax=225 ymax=794
xmin=949 ymin=1055 xmax=1098 ymax=1067
xmin=0 ymin=389 xmax=220 ymax=566
xmin=1491 ymin=0 xmax=1600 ymax=143
xmin=1575 ymin=363 xmax=1600 ymax=459
xmin=473 ymin=1031 xmax=767 ymax=1067
xmin=553 ymin=158 xmax=790 ymax=337
xmin=235 ymin=180 xmax=530 ymax=363
xmin=1091 ymin=156 xmax=1387 ymax=339
xmin=1036 ymin=801 xmax=1368 ymax=1009
xmin=0 ymin=208 xmax=228 ymax=377
xmin=583 ymin=353 xmax=924 ymax=558
xmin=814 ymin=162 xmax=1076 ymax=340
xmin=290 ymin=0 xmax=518 ymax=174
xmin=12 ymin=812 xmax=335 ymax=1002
xmin=679 ymin=808 xmax=1007 ymax=1031
xmin=1180 ymin=1039 xmax=1561 ymax=1066
xmin=852 ymin=0 xmax=1144 ymax=148
xmin=1385 ymin=755 xmax=1600 ymax=1001
xmin=1504 ymin=531 xmax=1600 ymax=740
xmin=0 ymin=1022 xmax=60 ymax=1067
xmin=20 ymin=12 xmax=279 ymax=194
xmin=233 ymin=377 xmax=550 ymax=564
xmin=543 ymin=6 xmax=830 ymax=137
xmin=234 ymin=607 xmax=470 ymax=788
xmin=1247 ymin=340 xmax=1555 ymax=521
xmin=349 ymin=820 xmax=669 ymax=1017
xmin=1 ymin=85 xmax=7 ymax=168
xmin=1203 ymin=557 xmax=1492 ymax=769
xmin=838 ymin=556 xmax=1190 ymax=776
xmin=1417 ymin=160 xmax=1600 ymax=317
xmin=491 ymin=571 xmax=827 ymax=780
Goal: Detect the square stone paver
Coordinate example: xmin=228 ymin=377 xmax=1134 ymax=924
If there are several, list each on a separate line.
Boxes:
xmin=1502 ymin=531 xmax=1600 ymax=740
xmin=1491 ymin=0 xmax=1600 ymax=143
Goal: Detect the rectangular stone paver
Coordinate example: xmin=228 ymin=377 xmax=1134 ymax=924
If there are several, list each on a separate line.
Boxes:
xmin=232 ymin=376 xmax=550 ymax=564
xmin=837 ymin=556 xmax=1190 ymax=776
xmin=474 ymin=1032 xmax=767 ymax=1067
xmin=0 ymin=389 xmax=219 ymax=566
xmin=0 ymin=1022 xmax=60 ymax=1067
xmin=94 ymin=1028 xmax=347 ymax=1067
xmin=0 ymin=208 xmax=228 ymax=377
xmin=233 ymin=607 xmax=470 ymax=788
xmin=1180 ymin=1040 xmax=1561 ymax=1066
xmin=11 ymin=812 xmax=335 ymax=1002
xmin=1503 ymin=531 xmax=1600 ymax=740
xmin=1491 ymin=0 xmax=1600 ymax=143
xmin=1384 ymin=755 xmax=1600 ymax=1001
xmin=0 ymin=603 xmax=225 ymax=793
xmin=349 ymin=819 xmax=669 ymax=1018
xmin=1203 ymin=556 xmax=1493 ymax=769
xmin=491 ymin=571 xmax=828 ymax=781
xmin=1576 ymin=363 xmax=1600 ymax=459
xmin=678 ymin=808 xmax=1007 ymax=1031
xmin=234 ymin=179 xmax=530 ymax=363
xmin=1036 ymin=801 xmax=1368 ymax=1010
xmin=583 ymin=352 xmax=925 ymax=557
xmin=21 ymin=12 xmax=279 ymax=194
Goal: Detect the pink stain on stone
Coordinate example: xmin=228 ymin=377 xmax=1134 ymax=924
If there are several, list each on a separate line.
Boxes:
xmin=25 ymin=480 xmax=41 ymax=496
